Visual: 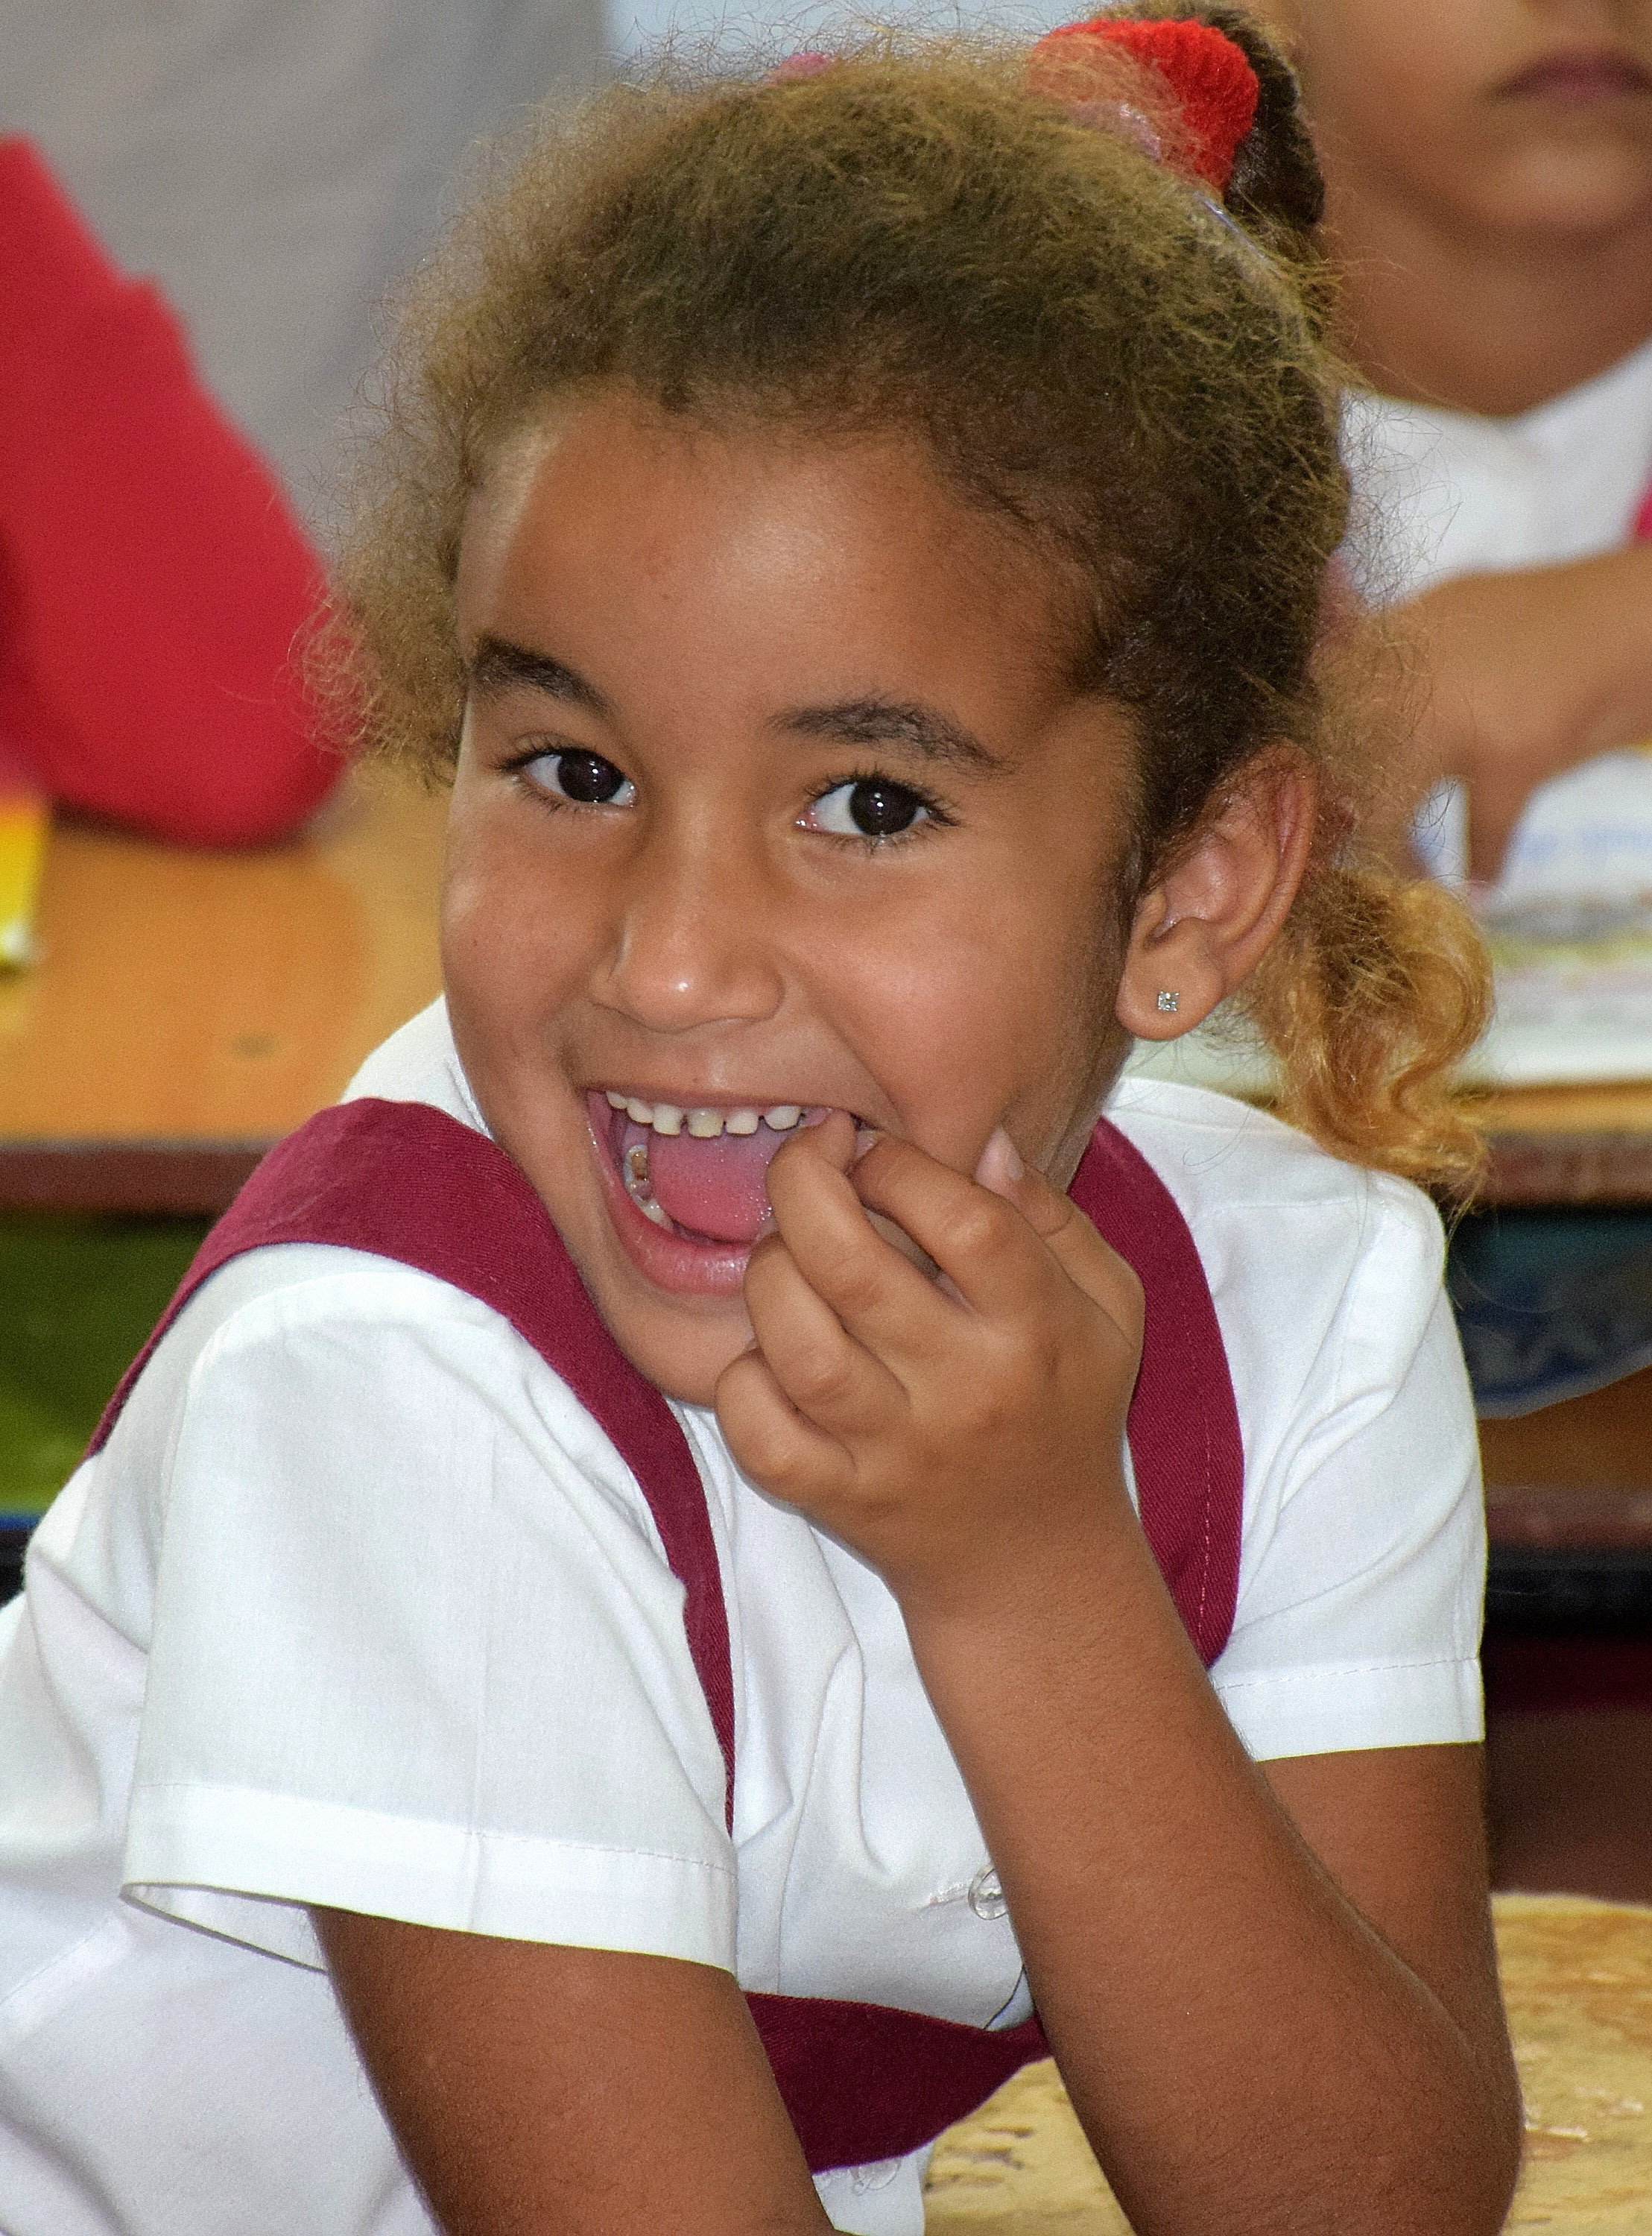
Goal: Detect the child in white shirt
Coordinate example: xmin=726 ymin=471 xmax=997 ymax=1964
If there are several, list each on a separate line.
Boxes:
xmin=1255 ymin=0 xmax=1652 ymax=1418
xmin=0 ymin=12 xmax=1521 ymax=2233
xmin=1257 ymin=0 xmax=1652 ymax=890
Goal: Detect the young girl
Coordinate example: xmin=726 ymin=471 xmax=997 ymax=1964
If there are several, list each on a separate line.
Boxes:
xmin=0 ymin=10 xmax=1521 ymax=2233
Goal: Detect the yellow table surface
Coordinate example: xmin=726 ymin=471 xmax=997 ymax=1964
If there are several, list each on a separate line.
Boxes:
xmin=0 ymin=774 xmax=445 ymax=1143
xmin=0 ymin=773 xmax=446 ymax=1205
xmin=925 ymin=1895 xmax=1652 ymax=2233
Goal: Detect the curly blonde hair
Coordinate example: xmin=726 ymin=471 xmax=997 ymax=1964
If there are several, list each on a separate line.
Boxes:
xmin=337 ymin=2 xmax=1490 ymax=1190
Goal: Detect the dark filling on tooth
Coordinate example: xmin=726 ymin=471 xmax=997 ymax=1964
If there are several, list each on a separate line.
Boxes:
xmin=624 ymin=1142 xmax=653 ymax=1198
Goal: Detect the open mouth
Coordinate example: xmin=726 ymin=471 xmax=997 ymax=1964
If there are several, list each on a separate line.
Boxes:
xmin=600 ymin=1090 xmax=821 ymax=1242
xmin=585 ymin=1088 xmax=847 ymax=1293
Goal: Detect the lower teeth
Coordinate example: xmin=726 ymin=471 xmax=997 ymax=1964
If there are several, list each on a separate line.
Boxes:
xmin=624 ymin=1141 xmax=671 ymax=1228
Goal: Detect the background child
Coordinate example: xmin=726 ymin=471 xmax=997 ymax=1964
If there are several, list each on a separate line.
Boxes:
xmin=0 ymin=12 xmax=1520 ymax=2234
xmin=1251 ymin=0 xmax=1652 ymax=1898
xmin=1253 ymin=0 xmax=1652 ymax=888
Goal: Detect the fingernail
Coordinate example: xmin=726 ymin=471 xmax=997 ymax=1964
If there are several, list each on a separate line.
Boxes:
xmin=977 ymin=1126 xmax=1024 ymax=1187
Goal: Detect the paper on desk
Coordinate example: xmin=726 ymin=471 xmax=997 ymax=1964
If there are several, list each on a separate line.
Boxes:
xmin=0 ymin=756 xmax=47 ymax=970
xmin=1472 ymin=894 xmax=1652 ymax=1086
xmin=1438 ymin=742 xmax=1652 ymax=1087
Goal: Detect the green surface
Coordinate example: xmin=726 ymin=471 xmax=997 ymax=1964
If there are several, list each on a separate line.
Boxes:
xmin=0 ymin=1215 xmax=209 ymax=1517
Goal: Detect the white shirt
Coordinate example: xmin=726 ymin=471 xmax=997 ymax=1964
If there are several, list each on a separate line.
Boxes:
xmin=0 ymin=1001 xmax=1484 ymax=2236
xmin=1344 ymin=335 xmax=1652 ymax=897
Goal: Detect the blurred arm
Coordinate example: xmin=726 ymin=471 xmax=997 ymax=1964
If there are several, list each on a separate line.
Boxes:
xmin=0 ymin=136 xmax=343 ymax=847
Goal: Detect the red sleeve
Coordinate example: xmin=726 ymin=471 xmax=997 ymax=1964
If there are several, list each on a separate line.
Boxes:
xmin=0 ymin=136 xmax=346 ymax=846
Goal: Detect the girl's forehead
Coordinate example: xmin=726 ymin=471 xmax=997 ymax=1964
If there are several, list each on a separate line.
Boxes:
xmin=471 ymin=394 xmax=978 ymax=552
xmin=455 ymin=393 xmax=1138 ymax=831
xmin=459 ymin=392 xmax=1092 ymax=688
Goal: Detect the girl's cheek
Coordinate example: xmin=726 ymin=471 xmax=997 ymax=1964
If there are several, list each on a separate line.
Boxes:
xmin=445 ymin=807 xmax=569 ymax=973
xmin=438 ymin=866 xmax=510 ymax=1014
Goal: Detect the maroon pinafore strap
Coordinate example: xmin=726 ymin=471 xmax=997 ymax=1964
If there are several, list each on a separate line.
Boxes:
xmin=1070 ymin=1121 xmax=1243 ymax=1665
xmin=92 ymin=1096 xmax=1242 ymax=2173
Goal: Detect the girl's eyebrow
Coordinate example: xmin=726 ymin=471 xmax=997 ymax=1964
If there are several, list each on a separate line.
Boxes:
xmin=775 ymin=697 xmax=999 ymax=772
xmin=467 ymin=634 xmax=612 ymax=716
xmin=466 ymin=643 xmax=997 ymax=773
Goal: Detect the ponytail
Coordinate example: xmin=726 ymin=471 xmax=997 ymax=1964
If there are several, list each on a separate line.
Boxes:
xmin=1244 ymin=862 xmax=1490 ymax=1194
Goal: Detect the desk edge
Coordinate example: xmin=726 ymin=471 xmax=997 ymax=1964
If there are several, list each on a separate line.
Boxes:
xmin=0 ymin=1140 xmax=270 ymax=1214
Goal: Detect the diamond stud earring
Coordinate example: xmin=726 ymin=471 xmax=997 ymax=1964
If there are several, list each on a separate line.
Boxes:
xmin=1156 ymin=989 xmax=1180 ymax=1014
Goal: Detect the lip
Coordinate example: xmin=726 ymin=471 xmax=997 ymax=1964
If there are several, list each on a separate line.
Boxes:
xmin=1496 ymin=48 xmax=1652 ymax=104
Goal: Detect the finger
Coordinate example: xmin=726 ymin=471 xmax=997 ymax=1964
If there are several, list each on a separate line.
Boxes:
xmin=844 ymin=1132 xmax=1055 ymax=1320
xmin=975 ymin=1137 xmax=1145 ymax=1347
xmin=761 ymin=1121 xmax=947 ymax=1359
xmin=742 ymin=1233 xmax=906 ymax=1438
xmin=783 ymin=1107 xmax=858 ymax=1187
xmin=1466 ymin=779 xmax=1518 ymax=885
xmin=853 ymin=1131 xmax=1139 ymax=1341
xmin=714 ymin=1346 xmax=853 ymax=1509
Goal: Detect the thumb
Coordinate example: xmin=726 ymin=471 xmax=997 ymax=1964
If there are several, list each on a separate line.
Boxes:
xmin=974 ymin=1126 xmax=1145 ymax=1342
xmin=974 ymin=1125 xmax=1079 ymax=1237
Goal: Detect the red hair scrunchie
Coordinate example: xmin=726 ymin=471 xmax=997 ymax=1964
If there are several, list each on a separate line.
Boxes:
xmin=1028 ymin=17 xmax=1260 ymax=195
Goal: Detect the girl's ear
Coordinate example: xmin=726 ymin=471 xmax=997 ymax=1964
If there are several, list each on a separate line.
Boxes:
xmin=1116 ymin=753 xmax=1317 ymax=1041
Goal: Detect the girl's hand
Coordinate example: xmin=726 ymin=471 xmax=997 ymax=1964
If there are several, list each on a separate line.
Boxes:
xmin=1369 ymin=547 xmax=1652 ymax=882
xmin=715 ymin=1113 xmax=1144 ymax=1625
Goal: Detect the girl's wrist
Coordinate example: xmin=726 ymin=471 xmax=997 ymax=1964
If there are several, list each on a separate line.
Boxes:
xmin=894 ymin=1474 xmax=1156 ymax=1674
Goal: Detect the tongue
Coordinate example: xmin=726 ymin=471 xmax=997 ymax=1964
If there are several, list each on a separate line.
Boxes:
xmin=647 ymin=1125 xmax=791 ymax=1244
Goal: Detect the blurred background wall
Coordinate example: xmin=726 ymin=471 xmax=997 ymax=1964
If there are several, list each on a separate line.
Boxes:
xmin=3 ymin=0 xmax=604 ymax=521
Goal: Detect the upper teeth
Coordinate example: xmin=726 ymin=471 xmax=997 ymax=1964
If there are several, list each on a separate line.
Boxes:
xmin=605 ymin=1091 xmax=805 ymax=1139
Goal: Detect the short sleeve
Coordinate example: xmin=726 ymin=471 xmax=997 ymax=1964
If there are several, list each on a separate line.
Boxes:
xmin=119 ymin=1251 xmax=735 ymax=1971
xmin=1207 ymin=1181 xmax=1484 ymax=1763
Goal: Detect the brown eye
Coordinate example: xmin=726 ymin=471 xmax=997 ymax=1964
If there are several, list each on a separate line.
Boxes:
xmin=524 ymin=750 xmax=636 ymax=806
xmin=810 ymin=777 xmax=932 ymax=838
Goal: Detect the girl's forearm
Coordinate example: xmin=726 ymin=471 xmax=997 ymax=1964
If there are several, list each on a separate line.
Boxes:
xmin=317 ymin=1915 xmax=835 ymax=2236
xmin=903 ymin=1510 xmax=1521 ymax=2236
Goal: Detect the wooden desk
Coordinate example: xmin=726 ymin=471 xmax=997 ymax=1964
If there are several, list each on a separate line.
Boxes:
xmin=924 ymin=1895 xmax=1652 ymax=2233
xmin=0 ymin=775 xmax=446 ymax=1211
xmin=1484 ymin=1082 xmax=1652 ymax=1207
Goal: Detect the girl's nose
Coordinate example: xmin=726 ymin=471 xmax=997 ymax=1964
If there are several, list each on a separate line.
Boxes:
xmin=591 ymin=831 xmax=788 ymax=1035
